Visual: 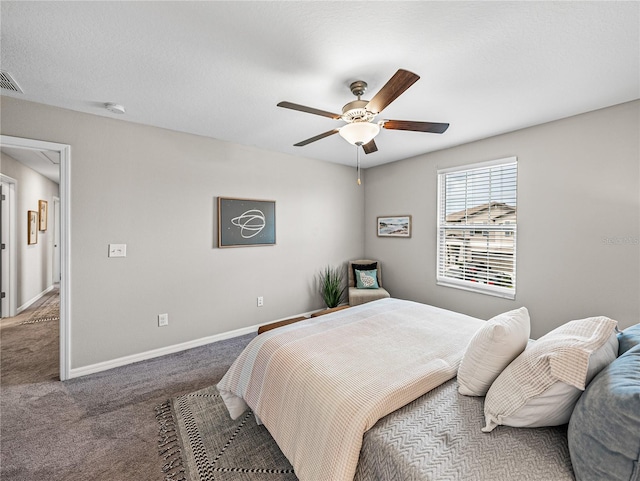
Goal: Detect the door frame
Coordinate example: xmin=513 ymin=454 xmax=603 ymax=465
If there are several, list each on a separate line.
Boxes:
xmin=0 ymin=175 xmax=17 ymax=318
xmin=0 ymin=135 xmax=71 ymax=381
xmin=52 ymin=196 xmax=61 ymax=283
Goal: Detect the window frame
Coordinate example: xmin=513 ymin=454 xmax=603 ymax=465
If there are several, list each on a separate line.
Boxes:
xmin=436 ymin=157 xmax=518 ymax=300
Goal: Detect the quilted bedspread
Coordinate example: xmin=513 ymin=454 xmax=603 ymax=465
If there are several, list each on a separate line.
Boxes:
xmin=216 ymin=298 xmax=485 ymax=481
xmin=355 ymin=378 xmax=575 ymax=481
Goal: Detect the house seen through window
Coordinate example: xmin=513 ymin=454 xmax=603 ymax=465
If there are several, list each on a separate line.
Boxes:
xmin=436 ymin=157 xmax=517 ymax=299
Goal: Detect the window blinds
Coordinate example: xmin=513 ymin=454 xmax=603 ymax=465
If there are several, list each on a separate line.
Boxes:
xmin=437 ymin=158 xmax=517 ymax=299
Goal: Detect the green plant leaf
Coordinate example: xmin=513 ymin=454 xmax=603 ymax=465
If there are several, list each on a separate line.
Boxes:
xmin=319 ymin=265 xmax=346 ymax=308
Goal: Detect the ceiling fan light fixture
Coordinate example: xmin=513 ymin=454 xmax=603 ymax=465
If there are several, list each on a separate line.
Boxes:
xmin=339 ymin=121 xmax=380 ymax=146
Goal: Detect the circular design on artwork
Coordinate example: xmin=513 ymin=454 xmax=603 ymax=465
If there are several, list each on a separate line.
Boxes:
xmin=231 ymin=210 xmax=266 ymax=238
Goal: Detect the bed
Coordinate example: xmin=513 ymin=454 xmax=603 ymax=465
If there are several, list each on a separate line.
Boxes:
xmin=354 ymin=377 xmax=573 ymax=480
xmin=217 ymin=297 xmax=638 ymax=481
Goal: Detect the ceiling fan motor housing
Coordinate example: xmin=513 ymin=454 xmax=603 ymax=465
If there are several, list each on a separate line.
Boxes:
xmin=341 ymin=99 xmax=375 ymax=123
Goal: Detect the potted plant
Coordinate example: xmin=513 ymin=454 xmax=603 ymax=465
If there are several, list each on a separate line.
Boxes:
xmin=319 ymin=265 xmax=346 ymax=308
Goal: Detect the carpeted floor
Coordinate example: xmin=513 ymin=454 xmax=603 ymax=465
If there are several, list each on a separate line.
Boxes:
xmin=1 ymin=288 xmax=60 ymax=386
xmin=0 ymin=291 xmax=255 ymax=481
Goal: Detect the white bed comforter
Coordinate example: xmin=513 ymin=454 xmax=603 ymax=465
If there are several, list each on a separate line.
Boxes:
xmin=217 ymin=298 xmax=485 ymax=481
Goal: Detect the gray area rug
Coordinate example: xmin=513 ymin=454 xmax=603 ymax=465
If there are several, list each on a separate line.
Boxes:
xmin=157 ymin=385 xmax=297 ymax=481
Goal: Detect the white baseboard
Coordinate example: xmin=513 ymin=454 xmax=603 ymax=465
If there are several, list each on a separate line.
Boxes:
xmin=17 ymin=285 xmax=56 ymax=314
xmin=68 ymin=324 xmax=257 ymax=379
xmin=67 ymin=308 xmax=324 ymax=379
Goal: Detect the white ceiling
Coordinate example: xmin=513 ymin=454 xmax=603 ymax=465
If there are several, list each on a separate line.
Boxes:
xmin=1 ymin=1 xmax=638 ymax=168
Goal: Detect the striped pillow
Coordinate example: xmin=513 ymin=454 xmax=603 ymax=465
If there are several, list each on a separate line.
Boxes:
xmin=482 ymin=316 xmax=618 ymax=432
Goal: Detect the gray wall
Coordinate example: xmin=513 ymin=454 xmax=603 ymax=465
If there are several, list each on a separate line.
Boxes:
xmin=1 ymin=97 xmax=365 ymax=368
xmin=3 ymin=96 xmax=638 ymax=368
xmin=364 ymin=101 xmax=640 ymax=338
xmin=1 ymin=152 xmax=60 ymax=309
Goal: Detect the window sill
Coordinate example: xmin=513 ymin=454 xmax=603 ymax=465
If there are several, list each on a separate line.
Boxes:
xmin=436 ymin=278 xmax=516 ymax=300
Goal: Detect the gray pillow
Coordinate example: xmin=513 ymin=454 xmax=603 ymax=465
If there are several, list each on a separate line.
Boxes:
xmin=618 ymin=323 xmax=640 ymax=355
xmin=567 ymin=345 xmax=640 ymax=481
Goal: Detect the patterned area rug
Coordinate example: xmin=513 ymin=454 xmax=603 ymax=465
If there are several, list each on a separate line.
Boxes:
xmin=19 ymin=292 xmax=60 ymax=325
xmin=156 ymin=385 xmax=297 ymax=481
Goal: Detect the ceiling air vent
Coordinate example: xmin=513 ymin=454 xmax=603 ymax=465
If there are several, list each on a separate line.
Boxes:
xmin=0 ymin=70 xmax=24 ymax=93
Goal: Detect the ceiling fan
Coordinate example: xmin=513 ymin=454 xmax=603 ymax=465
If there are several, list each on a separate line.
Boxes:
xmin=277 ymin=69 xmax=450 ymax=155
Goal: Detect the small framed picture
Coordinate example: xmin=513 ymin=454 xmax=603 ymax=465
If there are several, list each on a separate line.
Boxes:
xmin=28 ymin=210 xmax=38 ymax=244
xmin=38 ymin=200 xmax=48 ymax=231
xmin=377 ymin=215 xmax=412 ymax=238
xmin=218 ymin=197 xmax=276 ymax=247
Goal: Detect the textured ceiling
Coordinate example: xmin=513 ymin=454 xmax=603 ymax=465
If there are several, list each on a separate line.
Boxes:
xmin=1 ymin=1 xmax=638 ymax=168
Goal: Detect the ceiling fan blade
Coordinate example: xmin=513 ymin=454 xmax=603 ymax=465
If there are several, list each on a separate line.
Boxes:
xmin=382 ymin=120 xmax=450 ymax=134
xmin=365 ymin=69 xmax=420 ymax=114
xmin=277 ymin=101 xmax=341 ymax=120
xmin=362 ymin=139 xmax=378 ymax=154
xmin=293 ymin=129 xmax=340 ymax=147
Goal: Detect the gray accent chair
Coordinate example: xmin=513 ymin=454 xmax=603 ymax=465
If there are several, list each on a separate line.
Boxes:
xmin=348 ymin=259 xmax=391 ymax=306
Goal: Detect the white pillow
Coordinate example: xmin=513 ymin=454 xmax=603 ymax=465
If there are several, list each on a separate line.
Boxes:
xmin=457 ymin=307 xmax=530 ymax=396
xmin=482 ymin=316 xmax=618 ymax=433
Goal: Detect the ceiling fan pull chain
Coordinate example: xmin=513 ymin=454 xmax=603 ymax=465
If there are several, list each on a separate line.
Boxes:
xmin=356 ymin=144 xmax=361 ymax=185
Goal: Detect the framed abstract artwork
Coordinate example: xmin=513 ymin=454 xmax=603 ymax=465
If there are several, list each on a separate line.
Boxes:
xmin=377 ymin=215 xmax=412 ymax=238
xmin=28 ymin=210 xmax=38 ymax=244
xmin=217 ymin=197 xmax=276 ymax=247
xmin=38 ymin=200 xmax=48 ymax=231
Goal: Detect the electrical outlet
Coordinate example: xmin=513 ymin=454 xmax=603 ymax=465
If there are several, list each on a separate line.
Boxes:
xmin=158 ymin=313 xmax=169 ymax=327
xmin=257 ymin=296 xmax=264 ymax=307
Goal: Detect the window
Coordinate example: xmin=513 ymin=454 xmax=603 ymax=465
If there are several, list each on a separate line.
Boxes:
xmin=437 ymin=157 xmax=517 ymax=299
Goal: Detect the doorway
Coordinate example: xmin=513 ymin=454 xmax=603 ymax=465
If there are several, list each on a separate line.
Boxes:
xmin=0 ymin=135 xmax=70 ymax=380
xmin=0 ymin=176 xmax=17 ymax=318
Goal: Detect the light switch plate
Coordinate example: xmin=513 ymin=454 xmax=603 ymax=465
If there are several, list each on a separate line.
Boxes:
xmin=108 ymin=244 xmax=127 ymax=258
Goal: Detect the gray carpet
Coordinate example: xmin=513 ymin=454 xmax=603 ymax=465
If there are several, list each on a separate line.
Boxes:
xmin=157 ymin=385 xmax=296 ymax=481
xmin=0 ymin=293 xmax=255 ymax=481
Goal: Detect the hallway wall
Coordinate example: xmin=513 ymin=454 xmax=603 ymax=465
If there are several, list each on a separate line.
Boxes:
xmin=1 ymin=152 xmax=60 ymax=311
